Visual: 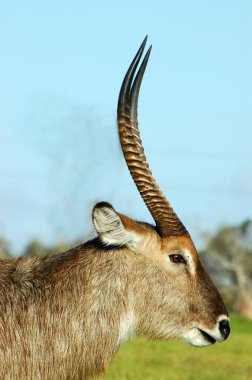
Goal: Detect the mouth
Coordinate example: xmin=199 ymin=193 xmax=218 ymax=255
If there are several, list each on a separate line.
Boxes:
xmin=183 ymin=327 xmax=217 ymax=347
xmin=197 ymin=328 xmax=216 ymax=345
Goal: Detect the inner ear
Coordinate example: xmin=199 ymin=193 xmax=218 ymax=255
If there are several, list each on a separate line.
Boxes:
xmin=92 ymin=202 xmax=137 ymax=247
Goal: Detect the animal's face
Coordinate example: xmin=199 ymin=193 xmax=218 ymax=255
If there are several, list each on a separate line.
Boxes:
xmin=92 ymin=202 xmax=230 ymax=347
xmin=138 ymin=234 xmax=229 ymax=346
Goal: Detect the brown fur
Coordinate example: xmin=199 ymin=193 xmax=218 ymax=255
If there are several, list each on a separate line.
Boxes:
xmin=0 ymin=208 xmax=228 ymax=379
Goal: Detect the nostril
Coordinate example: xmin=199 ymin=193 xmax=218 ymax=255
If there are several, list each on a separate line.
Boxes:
xmin=219 ymin=319 xmax=230 ymax=339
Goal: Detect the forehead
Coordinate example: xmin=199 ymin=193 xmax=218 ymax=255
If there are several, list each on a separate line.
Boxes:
xmin=161 ymin=235 xmax=199 ymax=260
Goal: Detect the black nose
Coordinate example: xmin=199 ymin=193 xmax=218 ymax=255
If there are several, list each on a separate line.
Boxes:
xmin=219 ymin=319 xmax=230 ymax=339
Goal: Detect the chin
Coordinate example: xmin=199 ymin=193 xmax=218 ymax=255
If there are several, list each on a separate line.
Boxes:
xmin=183 ymin=328 xmax=216 ymax=347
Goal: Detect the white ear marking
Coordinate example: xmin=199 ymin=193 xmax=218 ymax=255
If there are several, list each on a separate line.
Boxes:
xmin=92 ymin=203 xmax=140 ymax=249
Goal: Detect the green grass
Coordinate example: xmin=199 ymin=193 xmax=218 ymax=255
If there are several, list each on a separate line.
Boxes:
xmin=99 ymin=315 xmax=252 ymax=380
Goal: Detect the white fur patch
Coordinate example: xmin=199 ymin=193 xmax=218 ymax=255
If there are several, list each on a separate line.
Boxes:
xmin=117 ymin=310 xmax=135 ymax=346
xmin=183 ymin=248 xmax=196 ymax=276
xmin=183 ymin=328 xmax=211 ymax=347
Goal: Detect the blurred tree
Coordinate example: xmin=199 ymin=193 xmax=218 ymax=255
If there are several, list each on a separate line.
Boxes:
xmin=0 ymin=238 xmax=11 ymax=259
xmin=24 ymin=240 xmax=49 ymax=256
xmin=23 ymin=235 xmax=92 ymax=257
xmin=203 ymin=220 xmax=252 ymax=319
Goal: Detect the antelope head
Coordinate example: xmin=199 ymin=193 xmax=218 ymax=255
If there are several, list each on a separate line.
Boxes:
xmin=92 ymin=37 xmax=230 ymax=347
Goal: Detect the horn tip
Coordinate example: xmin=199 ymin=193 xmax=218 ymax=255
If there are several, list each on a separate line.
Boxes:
xmin=140 ymin=36 xmax=148 ymax=50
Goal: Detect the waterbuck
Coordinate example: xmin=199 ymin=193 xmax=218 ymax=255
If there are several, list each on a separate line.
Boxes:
xmin=0 ymin=37 xmax=230 ymax=379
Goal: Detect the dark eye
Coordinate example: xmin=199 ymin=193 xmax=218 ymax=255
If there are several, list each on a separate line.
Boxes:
xmin=169 ymin=254 xmax=186 ymax=264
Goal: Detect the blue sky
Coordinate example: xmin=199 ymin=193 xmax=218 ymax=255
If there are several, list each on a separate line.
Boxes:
xmin=1 ymin=0 xmax=251 ymax=253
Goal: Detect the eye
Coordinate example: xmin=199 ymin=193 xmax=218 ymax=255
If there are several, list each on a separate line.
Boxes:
xmin=169 ymin=254 xmax=186 ymax=264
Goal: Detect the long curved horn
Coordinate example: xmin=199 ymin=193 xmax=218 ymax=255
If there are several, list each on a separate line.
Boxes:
xmin=117 ymin=37 xmax=188 ymax=237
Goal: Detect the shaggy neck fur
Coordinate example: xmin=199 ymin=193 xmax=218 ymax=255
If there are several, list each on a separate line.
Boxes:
xmin=0 ymin=240 xmax=137 ymax=379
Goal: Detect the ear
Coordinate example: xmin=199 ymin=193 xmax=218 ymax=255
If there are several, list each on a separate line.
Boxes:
xmin=92 ymin=202 xmax=140 ymax=249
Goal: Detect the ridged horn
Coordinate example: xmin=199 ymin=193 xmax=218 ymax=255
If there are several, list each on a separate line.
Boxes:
xmin=117 ymin=37 xmax=188 ymax=237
